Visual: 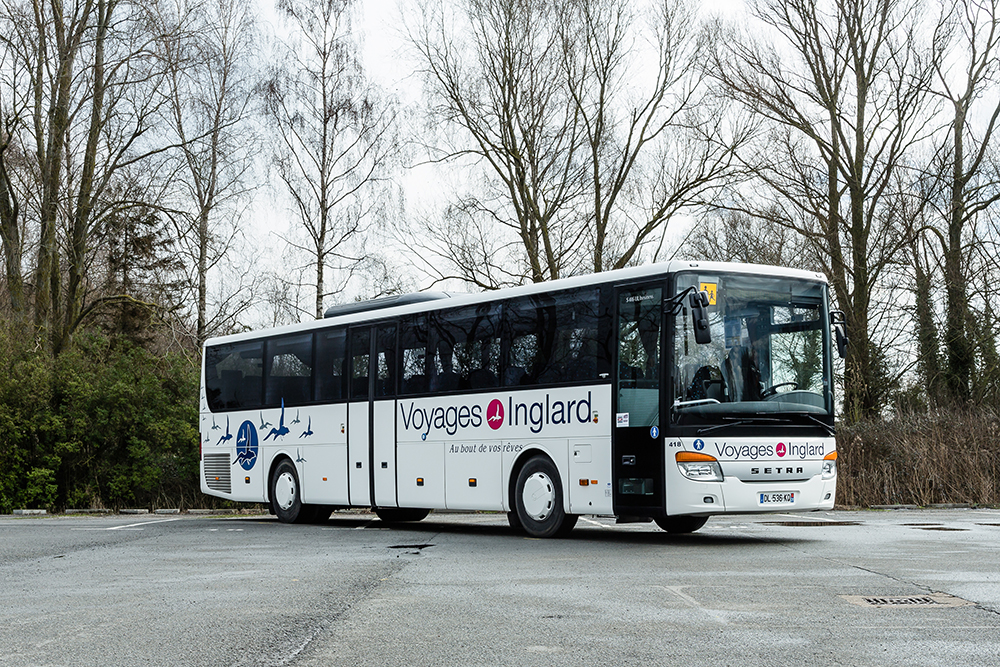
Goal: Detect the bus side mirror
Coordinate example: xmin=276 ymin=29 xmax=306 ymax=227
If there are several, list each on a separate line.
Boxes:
xmin=690 ymin=291 xmax=711 ymax=345
xmin=830 ymin=310 xmax=848 ymax=359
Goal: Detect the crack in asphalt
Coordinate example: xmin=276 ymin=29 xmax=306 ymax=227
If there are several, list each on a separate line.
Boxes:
xmin=280 ymin=530 xmax=443 ymax=666
xmin=744 ymin=529 xmax=1000 ymax=619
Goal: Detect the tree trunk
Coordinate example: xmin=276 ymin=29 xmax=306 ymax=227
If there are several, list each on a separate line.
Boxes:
xmin=944 ymin=100 xmax=972 ymax=403
xmin=0 ymin=139 xmax=24 ymax=317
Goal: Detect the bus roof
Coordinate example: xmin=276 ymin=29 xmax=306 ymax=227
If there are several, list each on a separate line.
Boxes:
xmin=203 ymin=260 xmax=828 ymax=348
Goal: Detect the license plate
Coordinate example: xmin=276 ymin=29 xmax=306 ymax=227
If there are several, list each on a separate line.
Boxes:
xmin=759 ymin=491 xmax=795 ymax=506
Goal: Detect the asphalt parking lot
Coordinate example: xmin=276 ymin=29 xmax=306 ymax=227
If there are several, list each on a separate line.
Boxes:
xmin=1 ymin=509 xmax=998 ymax=666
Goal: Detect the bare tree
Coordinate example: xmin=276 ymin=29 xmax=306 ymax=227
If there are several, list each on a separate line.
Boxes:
xmin=0 ymin=49 xmax=27 ymax=317
xmin=0 ymin=0 xmax=184 ymax=354
xmin=925 ymin=0 xmax=1000 ymax=402
xmin=682 ymin=208 xmax=817 ymax=268
xmin=161 ymin=0 xmax=258 ymax=345
xmin=559 ymin=0 xmax=750 ymax=272
xmin=968 ymin=199 xmax=1000 ymax=402
xmin=408 ymin=0 xmax=588 ymax=286
xmin=713 ymin=0 xmax=936 ymax=420
xmin=408 ymin=0 xmax=743 ymax=286
xmin=266 ymin=0 xmax=399 ymax=319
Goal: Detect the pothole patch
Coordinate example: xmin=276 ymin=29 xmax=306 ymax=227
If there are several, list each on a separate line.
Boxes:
xmin=760 ymin=521 xmax=862 ymax=527
xmin=840 ymin=594 xmax=974 ymax=608
xmin=388 ymin=543 xmax=434 ymax=555
xmin=388 ymin=543 xmax=434 ymax=550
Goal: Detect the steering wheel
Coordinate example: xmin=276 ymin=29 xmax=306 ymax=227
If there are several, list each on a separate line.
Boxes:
xmin=761 ymin=382 xmax=800 ymax=398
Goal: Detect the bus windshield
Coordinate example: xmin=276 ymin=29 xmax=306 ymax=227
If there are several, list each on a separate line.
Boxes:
xmin=672 ymin=272 xmax=832 ymax=423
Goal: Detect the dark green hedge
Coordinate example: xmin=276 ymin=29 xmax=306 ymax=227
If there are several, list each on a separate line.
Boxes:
xmin=0 ymin=327 xmax=199 ymax=512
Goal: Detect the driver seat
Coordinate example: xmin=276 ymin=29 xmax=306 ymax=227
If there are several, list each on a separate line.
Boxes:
xmin=686 ymin=365 xmax=724 ymax=401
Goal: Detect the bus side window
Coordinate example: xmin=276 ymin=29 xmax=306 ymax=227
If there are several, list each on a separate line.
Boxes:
xmin=554 ymin=288 xmax=602 ymax=383
xmin=400 ymin=315 xmax=430 ymax=395
xmin=205 ymin=341 xmax=264 ymax=412
xmin=432 ymin=303 xmax=500 ymax=392
xmin=315 ymin=328 xmax=347 ymax=402
xmin=504 ymin=288 xmax=604 ymax=387
xmin=265 ymin=333 xmax=313 ymax=407
xmin=505 ymin=297 xmax=541 ymax=386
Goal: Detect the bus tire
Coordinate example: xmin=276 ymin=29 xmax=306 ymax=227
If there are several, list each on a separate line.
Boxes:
xmin=270 ymin=459 xmax=308 ymax=524
xmin=375 ymin=508 xmax=430 ymax=523
xmin=654 ymin=516 xmax=708 ymax=534
xmin=309 ymin=505 xmax=333 ymax=523
xmin=514 ymin=456 xmax=573 ymax=538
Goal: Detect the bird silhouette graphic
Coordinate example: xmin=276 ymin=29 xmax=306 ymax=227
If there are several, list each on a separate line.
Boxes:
xmin=234 ymin=448 xmax=257 ymax=467
xmin=232 ymin=421 xmax=259 ymax=469
xmin=291 ymin=409 xmax=301 ymax=425
xmin=264 ymin=399 xmax=290 ymax=441
xmin=258 ymin=412 xmax=272 ymax=430
xmin=300 ymin=416 xmax=313 ymax=438
xmin=216 ymin=417 xmax=233 ymax=445
xmin=211 ymin=416 xmax=220 ymax=430
xmin=488 ymin=404 xmax=503 ymax=424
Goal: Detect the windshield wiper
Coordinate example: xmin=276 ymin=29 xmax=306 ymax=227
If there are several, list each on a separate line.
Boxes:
xmin=697 ymin=420 xmax=748 ymax=434
xmin=794 ymin=412 xmax=834 ymax=436
xmin=696 ymin=416 xmax=788 ymax=435
xmin=696 ymin=413 xmax=834 ymax=436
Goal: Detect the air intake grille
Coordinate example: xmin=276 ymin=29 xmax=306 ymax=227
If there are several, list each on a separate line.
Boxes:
xmin=204 ymin=453 xmax=232 ymax=493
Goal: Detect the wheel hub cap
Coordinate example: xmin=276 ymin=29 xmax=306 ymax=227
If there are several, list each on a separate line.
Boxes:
xmin=275 ymin=472 xmax=297 ymax=511
xmin=522 ymin=472 xmax=555 ymax=521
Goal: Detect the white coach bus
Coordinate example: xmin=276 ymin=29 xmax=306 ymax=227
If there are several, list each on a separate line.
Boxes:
xmin=200 ymin=261 xmax=845 ymax=537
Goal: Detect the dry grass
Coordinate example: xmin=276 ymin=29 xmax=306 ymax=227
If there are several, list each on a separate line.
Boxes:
xmin=837 ymin=407 xmax=1000 ymax=507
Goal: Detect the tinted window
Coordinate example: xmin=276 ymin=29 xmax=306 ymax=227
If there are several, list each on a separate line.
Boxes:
xmin=400 ymin=315 xmax=431 ymax=395
xmin=375 ymin=325 xmax=396 ymax=397
xmin=504 ymin=288 xmax=606 ymax=386
xmin=350 ymin=328 xmax=371 ymax=400
xmin=315 ymin=328 xmax=347 ymax=402
xmin=431 ymin=303 xmax=500 ymax=392
xmin=205 ymin=341 xmax=264 ymax=411
xmin=264 ymin=334 xmax=313 ymax=407
xmin=617 ymin=286 xmax=661 ymax=427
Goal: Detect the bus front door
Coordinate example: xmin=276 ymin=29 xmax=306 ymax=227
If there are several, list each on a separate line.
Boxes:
xmin=613 ymin=284 xmax=665 ymax=517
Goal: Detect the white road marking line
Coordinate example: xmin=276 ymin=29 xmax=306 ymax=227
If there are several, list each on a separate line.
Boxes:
xmin=580 ymin=517 xmax=611 ymax=528
xmin=653 ymin=585 xmax=728 ymax=625
xmin=107 ymin=518 xmax=183 ymax=531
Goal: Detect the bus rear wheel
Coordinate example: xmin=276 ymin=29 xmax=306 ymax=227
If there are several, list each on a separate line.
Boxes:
xmin=514 ymin=456 xmax=576 ymax=538
xmin=654 ymin=516 xmax=708 ymax=534
xmin=375 ymin=508 xmax=430 ymax=523
xmin=270 ymin=459 xmax=310 ymax=524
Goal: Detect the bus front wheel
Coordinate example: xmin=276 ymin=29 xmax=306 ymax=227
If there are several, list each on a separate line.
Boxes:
xmin=654 ymin=516 xmax=708 ymax=534
xmin=514 ymin=456 xmax=577 ymax=538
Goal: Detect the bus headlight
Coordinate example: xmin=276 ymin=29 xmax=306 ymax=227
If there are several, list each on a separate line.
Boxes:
xmin=676 ymin=452 xmax=724 ymax=482
xmin=822 ymin=451 xmax=838 ymax=480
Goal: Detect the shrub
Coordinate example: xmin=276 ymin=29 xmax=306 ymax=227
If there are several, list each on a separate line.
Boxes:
xmin=837 ymin=407 xmax=1000 ymax=506
xmin=0 ymin=325 xmax=200 ymax=512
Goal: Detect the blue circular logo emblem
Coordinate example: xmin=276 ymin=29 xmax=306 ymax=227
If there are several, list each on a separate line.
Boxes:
xmin=650 ymin=426 xmax=659 ymax=439
xmin=234 ymin=420 xmax=259 ymax=471
xmin=693 ymin=438 xmax=705 ymax=451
